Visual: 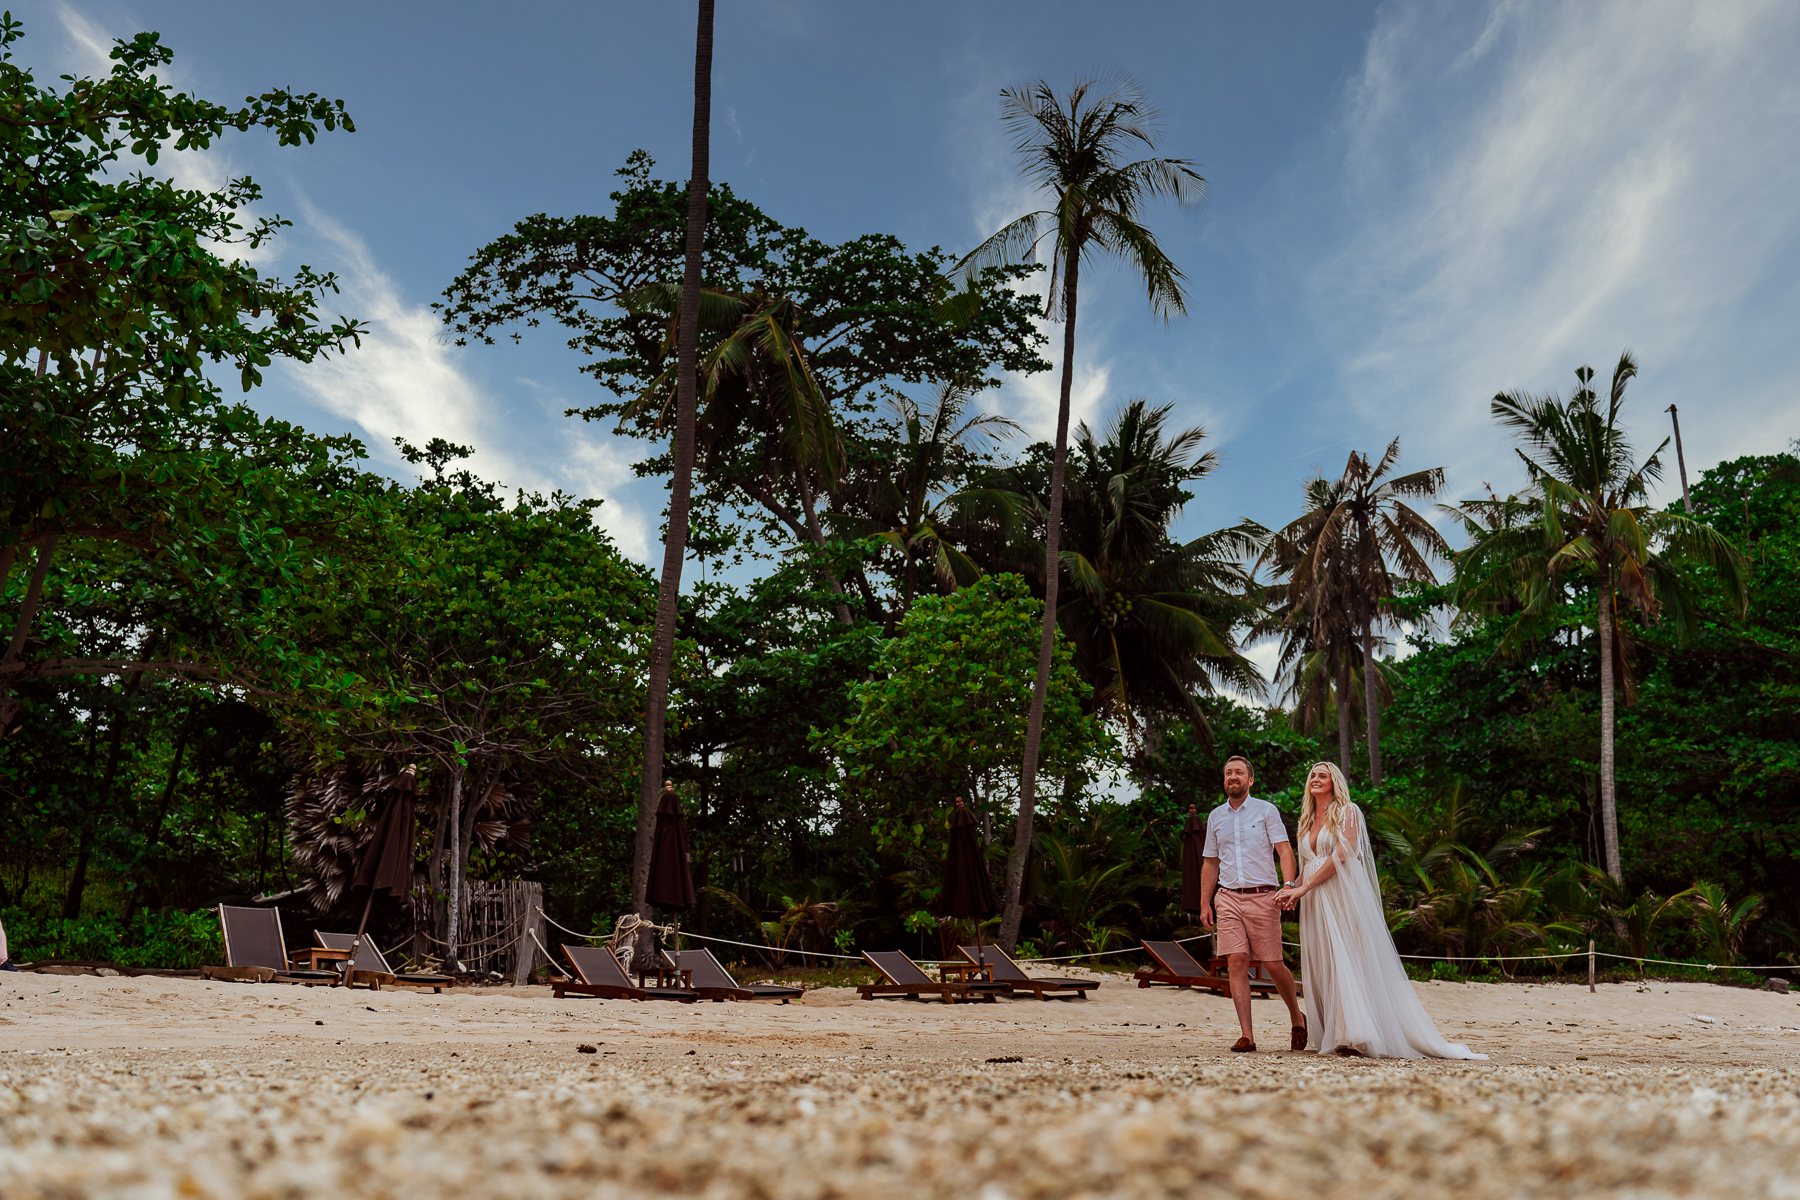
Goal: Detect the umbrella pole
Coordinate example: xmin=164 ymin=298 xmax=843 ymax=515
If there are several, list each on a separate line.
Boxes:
xmin=340 ymin=890 xmax=375 ymax=989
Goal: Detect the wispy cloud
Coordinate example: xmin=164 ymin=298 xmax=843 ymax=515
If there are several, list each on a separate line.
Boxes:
xmin=282 ymin=212 xmax=652 ymax=559
xmin=1312 ymin=0 xmax=1800 ymax=503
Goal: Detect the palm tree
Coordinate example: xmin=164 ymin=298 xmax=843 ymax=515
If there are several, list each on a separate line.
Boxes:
xmin=1259 ymin=474 xmax=1360 ymax=776
xmin=1265 ymin=441 xmax=1446 ymax=785
xmin=957 ymin=77 xmax=1205 ymax=951
xmin=623 ymin=282 xmax=852 ymax=622
xmin=634 ymin=0 xmax=714 ymax=946
xmin=1036 ymin=399 xmax=1264 ymax=743
xmin=830 ymin=379 xmax=1022 ymax=618
xmin=1456 ymin=353 xmax=1748 ymax=881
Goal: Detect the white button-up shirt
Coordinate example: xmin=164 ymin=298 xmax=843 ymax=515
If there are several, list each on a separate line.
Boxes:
xmin=1202 ymin=796 xmax=1289 ymax=889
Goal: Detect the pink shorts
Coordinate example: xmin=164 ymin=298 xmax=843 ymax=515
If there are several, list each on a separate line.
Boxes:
xmin=1215 ymin=887 xmax=1283 ymax=961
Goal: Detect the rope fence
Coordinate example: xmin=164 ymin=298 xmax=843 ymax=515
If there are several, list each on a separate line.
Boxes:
xmin=534 ymin=908 xmax=1794 ymax=975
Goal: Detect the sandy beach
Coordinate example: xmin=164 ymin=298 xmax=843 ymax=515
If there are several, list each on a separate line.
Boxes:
xmin=3 ymin=968 xmax=1798 ymax=1197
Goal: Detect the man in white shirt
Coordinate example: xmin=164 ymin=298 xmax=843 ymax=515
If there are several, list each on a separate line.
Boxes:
xmin=1199 ymin=755 xmax=1306 ymax=1052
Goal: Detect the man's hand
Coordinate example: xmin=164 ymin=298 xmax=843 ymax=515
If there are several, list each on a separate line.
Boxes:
xmin=1199 ymin=904 xmax=1214 ymax=927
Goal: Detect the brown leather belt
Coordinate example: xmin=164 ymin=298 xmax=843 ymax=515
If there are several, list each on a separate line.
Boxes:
xmin=1221 ymin=885 xmax=1278 ymax=894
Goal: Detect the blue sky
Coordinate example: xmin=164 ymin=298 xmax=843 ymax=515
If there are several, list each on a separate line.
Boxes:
xmin=22 ymin=0 xmax=1800 ymax=589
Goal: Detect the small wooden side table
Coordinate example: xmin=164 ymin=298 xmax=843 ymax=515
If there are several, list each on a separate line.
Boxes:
xmin=291 ymin=947 xmax=351 ymax=972
xmin=937 ymin=962 xmax=992 ymax=984
xmin=636 ymin=965 xmax=694 ymax=990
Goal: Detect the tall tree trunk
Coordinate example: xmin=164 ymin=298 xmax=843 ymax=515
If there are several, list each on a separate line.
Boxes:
xmin=633 ymin=0 xmax=714 ymax=947
xmin=1361 ymin=604 xmax=1382 ymax=787
xmin=1000 ymin=249 xmax=1081 ymax=952
xmin=1336 ymin=652 xmax=1352 ymax=778
xmin=443 ymin=765 xmax=466 ymax=970
xmin=1596 ymin=571 xmax=1622 ymax=882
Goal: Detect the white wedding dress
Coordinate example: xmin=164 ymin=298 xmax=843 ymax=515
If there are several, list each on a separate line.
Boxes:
xmin=1298 ymin=803 xmax=1486 ymax=1060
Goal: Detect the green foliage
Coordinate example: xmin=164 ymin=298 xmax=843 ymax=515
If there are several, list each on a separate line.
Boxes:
xmin=2 ymin=907 xmax=221 ymax=969
xmin=823 ymin=574 xmax=1115 ymax=856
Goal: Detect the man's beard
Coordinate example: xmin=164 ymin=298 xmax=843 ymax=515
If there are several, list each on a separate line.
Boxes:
xmin=1223 ymin=781 xmax=1249 ymax=798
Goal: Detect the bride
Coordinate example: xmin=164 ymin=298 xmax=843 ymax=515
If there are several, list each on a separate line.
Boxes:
xmin=1282 ymin=762 xmax=1486 ymax=1060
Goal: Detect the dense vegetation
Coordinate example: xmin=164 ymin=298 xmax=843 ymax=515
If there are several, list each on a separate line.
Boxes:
xmin=2 ymin=22 xmax=1793 ymax=978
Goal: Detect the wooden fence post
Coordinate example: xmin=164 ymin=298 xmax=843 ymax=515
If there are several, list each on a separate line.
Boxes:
xmin=513 ymin=881 xmax=544 ymax=986
xmin=1588 ymin=939 xmax=1596 ymax=992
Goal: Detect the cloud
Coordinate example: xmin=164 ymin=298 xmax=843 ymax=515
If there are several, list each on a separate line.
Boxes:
xmin=1310 ymin=0 xmax=1800 ymax=505
xmin=282 ymin=211 xmax=652 ymax=560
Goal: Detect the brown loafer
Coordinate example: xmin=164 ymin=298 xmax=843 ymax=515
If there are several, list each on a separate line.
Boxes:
xmin=1333 ymin=1045 xmax=1365 ymax=1057
xmin=1231 ymin=1036 xmax=1256 ymax=1053
xmin=1291 ymin=1023 xmax=1308 ymax=1051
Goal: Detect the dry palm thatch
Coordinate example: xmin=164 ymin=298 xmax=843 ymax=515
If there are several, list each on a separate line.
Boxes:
xmin=285 ymin=765 xmax=532 ymax=924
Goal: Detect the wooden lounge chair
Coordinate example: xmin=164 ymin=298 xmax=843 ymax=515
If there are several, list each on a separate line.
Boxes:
xmin=957 ymin=944 xmax=1100 ymax=1001
xmin=663 ymin=948 xmax=804 ymax=1003
xmin=554 ymin=943 xmax=698 ymax=1002
xmin=312 ymin=931 xmax=455 ymax=993
xmin=857 ymin=950 xmax=1007 ymax=1004
xmin=1134 ymin=939 xmax=1277 ymax=998
xmin=211 ymin=905 xmax=336 ymax=985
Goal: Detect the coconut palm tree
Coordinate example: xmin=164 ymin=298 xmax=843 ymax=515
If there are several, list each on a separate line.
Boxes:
xmin=829 ymin=379 xmax=1023 ymax=618
xmin=1259 ymin=474 xmax=1361 ymax=776
xmin=1456 ymin=353 xmax=1748 ymax=881
xmin=635 ymin=0 xmax=714 ymax=949
xmin=623 ymin=282 xmax=852 ymax=623
xmin=1265 ymin=441 xmax=1446 ymax=786
xmin=1037 ymin=399 xmax=1264 ymax=742
xmin=956 ymin=77 xmax=1205 ymax=950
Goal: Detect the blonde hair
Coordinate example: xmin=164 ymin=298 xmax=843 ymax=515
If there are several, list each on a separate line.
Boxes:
xmin=1298 ymin=761 xmax=1353 ymax=846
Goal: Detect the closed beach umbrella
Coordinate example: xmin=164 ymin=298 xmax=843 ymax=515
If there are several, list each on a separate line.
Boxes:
xmin=1181 ymin=803 xmax=1206 ymax=913
xmin=342 ymin=765 xmax=418 ymax=985
xmin=646 ymin=782 xmax=696 ymax=910
xmin=943 ymin=797 xmax=997 ymax=967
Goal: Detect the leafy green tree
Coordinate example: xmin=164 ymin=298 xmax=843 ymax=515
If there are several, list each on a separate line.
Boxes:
xmin=823 ymin=574 xmax=1113 ymax=867
xmin=0 ymin=17 xmax=362 ymax=734
xmin=956 ymin=77 xmax=1205 ymax=950
xmin=1456 ymin=354 xmax=1747 ymax=881
xmin=264 ymin=447 xmax=656 ymax=967
xmin=438 ymin=156 xmax=1046 ymax=564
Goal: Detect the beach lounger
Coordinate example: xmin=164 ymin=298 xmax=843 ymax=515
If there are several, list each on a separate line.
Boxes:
xmin=663 ymin=948 xmax=804 ymax=1003
xmin=957 ymin=944 xmax=1100 ymax=1001
xmin=554 ymin=943 xmax=698 ymax=1002
xmin=312 ymin=931 xmax=454 ymax=993
xmin=1134 ymin=939 xmax=1277 ymax=997
xmin=212 ymin=905 xmax=335 ymax=985
xmin=857 ymin=950 xmax=1007 ymax=1004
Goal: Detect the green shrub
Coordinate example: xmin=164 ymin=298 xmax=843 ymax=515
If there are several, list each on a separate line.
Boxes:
xmin=1 ymin=909 xmax=222 ymax=970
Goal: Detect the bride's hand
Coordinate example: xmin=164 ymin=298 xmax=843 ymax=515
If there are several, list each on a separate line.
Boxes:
xmin=1278 ymin=887 xmax=1302 ymax=911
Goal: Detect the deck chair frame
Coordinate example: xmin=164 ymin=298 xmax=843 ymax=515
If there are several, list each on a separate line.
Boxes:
xmin=1134 ymin=939 xmax=1277 ymax=997
xmin=214 ymin=905 xmax=335 ymax=985
xmin=857 ymin=950 xmax=1003 ymax=1004
xmin=312 ymin=931 xmax=454 ymax=993
xmin=662 ymin=949 xmax=802 ymax=1003
xmin=552 ymin=943 xmax=697 ymax=1002
xmin=956 ymin=944 xmax=1099 ymax=1001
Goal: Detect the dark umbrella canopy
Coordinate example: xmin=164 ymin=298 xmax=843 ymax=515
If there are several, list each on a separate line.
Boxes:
xmin=646 ymin=785 xmax=697 ymax=910
xmin=1181 ymin=804 xmax=1207 ymax=912
xmin=353 ymin=770 xmax=418 ymax=898
xmin=943 ymin=801 xmax=998 ymax=920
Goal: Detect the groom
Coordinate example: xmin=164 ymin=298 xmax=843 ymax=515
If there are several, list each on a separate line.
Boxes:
xmin=1198 ymin=755 xmax=1306 ymax=1052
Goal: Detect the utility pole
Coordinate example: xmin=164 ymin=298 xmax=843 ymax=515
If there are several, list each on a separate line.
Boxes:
xmin=1666 ymin=405 xmax=1692 ymax=514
